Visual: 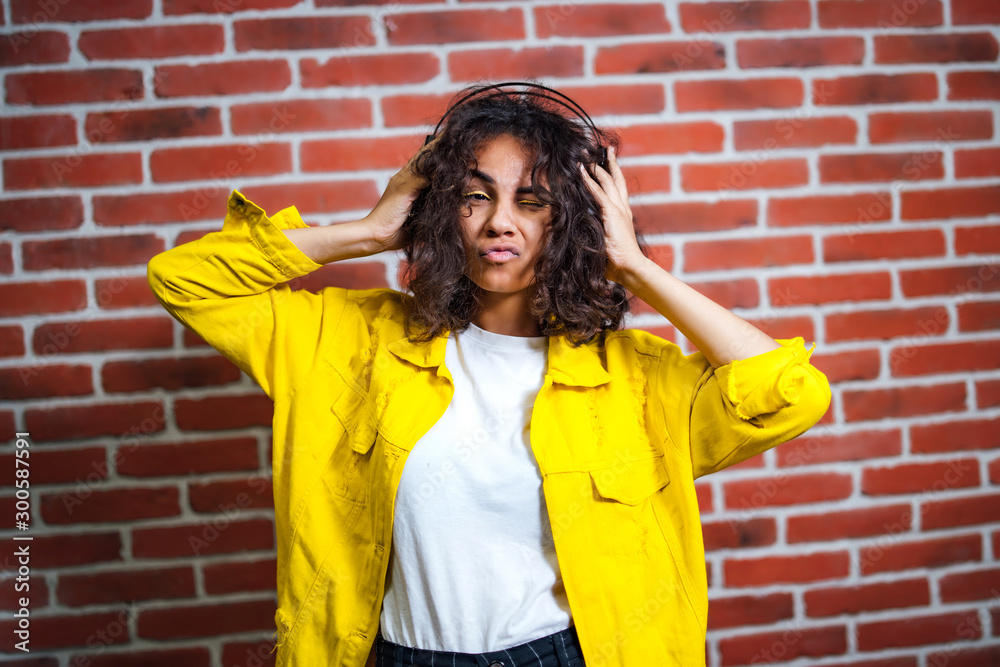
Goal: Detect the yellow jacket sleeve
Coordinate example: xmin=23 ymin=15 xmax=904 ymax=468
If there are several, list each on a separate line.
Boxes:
xmin=656 ymin=338 xmax=832 ymax=479
xmin=146 ymin=191 xmax=326 ymax=400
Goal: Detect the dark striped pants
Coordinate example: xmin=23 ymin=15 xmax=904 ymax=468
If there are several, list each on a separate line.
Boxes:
xmin=374 ymin=626 xmax=586 ymax=667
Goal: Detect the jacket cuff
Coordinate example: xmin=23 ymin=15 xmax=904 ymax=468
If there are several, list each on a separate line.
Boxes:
xmin=228 ymin=189 xmax=323 ymax=279
xmin=713 ymin=337 xmax=816 ymax=421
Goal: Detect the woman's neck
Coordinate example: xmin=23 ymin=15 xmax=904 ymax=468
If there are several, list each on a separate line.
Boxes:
xmin=471 ymin=291 xmax=542 ymax=337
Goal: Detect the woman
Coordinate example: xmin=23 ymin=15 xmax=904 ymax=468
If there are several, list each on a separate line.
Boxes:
xmin=148 ymin=83 xmax=831 ymax=667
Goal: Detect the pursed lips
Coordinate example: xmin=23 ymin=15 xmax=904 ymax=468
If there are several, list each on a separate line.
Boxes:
xmin=480 ymin=244 xmax=520 ymax=262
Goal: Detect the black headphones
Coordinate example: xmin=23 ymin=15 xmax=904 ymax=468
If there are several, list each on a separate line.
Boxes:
xmin=423 ymin=81 xmax=609 ymax=170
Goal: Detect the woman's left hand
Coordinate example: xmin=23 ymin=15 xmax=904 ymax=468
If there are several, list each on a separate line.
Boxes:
xmin=580 ymin=146 xmax=646 ymax=286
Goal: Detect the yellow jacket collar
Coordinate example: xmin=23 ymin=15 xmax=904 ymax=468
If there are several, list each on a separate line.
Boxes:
xmin=388 ymin=330 xmax=611 ymax=387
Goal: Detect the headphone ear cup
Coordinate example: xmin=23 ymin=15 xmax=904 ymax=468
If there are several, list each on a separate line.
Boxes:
xmin=424 ymin=134 xmax=434 ymax=146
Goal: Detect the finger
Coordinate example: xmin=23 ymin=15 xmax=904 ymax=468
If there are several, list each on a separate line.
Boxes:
xmin=608 ymin=146 xmax=629 ymax=195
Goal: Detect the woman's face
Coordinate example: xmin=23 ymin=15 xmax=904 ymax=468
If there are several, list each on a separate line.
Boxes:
xmin=458 ymin=134 xmax=553 ymax=298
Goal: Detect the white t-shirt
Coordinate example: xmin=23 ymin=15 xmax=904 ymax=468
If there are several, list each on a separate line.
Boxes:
xmin=379 ymin=322 xmax=572 ymax=652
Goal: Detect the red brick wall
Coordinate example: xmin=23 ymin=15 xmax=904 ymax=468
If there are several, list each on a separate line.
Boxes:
xmin=1 ymin=0 xmax=998 ymax=665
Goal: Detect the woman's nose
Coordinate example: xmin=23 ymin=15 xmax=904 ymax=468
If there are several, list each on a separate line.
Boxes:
xmin=485 ymin=199 xmax=517 ymax=235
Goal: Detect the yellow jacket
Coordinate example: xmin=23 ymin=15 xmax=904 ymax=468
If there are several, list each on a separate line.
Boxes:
xmin=147 ymin=191 xmax=831 ymax=667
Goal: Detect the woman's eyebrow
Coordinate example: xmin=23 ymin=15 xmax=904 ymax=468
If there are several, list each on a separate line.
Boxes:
xmin=469 ymin=168 xmax=539 ymax=195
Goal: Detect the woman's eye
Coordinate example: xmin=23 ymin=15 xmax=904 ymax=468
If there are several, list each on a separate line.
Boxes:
xmin=463 ymin=191 xmax=490 ymax=201
xmin=519 ymin=200 xmax=547 ymax=209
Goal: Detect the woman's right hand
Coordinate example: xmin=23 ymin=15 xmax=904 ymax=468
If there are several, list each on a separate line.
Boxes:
xmin=364 ymin=139 xmax=435 ymax=252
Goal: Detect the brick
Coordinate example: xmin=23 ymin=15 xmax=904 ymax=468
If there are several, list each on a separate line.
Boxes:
xmin=870 ymin=110 xmax=993 ymax=144
xmin=768 ymin=272 xmax=891 ymax=306
xmin=979 ymin=379 xmax=1000 ymax=408
xmin=777 ymin=428 xmax=899 ymax=467
xmin=875 ymin=32 xmax=999 ymax=63
xmin=234 ymin=16 xmax=370 ymax=51
xmin=631 ymin=200 xmax=756 ymax=233
xmin=827 ymin=306 xmax=949 ymax=342
xmin=189 ymin=478 xmax=272 ymax=513
xmin=293 ymin=262 xmax=389 ymax=293
xmin=0 ymin=364 xmax=92 ymax=400
xmin=302 ymin=135 xmax=423 ymax=173
xmin=820 ymin=151 xmax=944 ymax=183
xmin=890 ymin=339 xmax=1000 ymax=376
xmin=912 ymin=417 xmax=1000 ymax=452
xmin=240 ymin=99 xmax=370 ymax=136
xmin=11 ymin=0 xmax=151 ymax=22
xmin=684 ymin=235 xmax=812 ymax=272
xmin=138 ymin=598 xmax=274 ymax=640
xmin=904 ymin=186 xmax=1000 ymax=220
xmin=788 ymin=504 xmax=913 ymax=543
xmin=948 ymin=70 xmax=1000 ymax=100
xmin=738 ymin=37 xmax=864 ymax=68
xmin=117 ymin=437 xmax=258 ymax=478
xmin=236 ymin=181 xmax=380 ymax=216
xmin=0 ymin=114 xmax=76 ymax=150
xmin=680 ymin=1 xmax=811 ymax=31
xmin=768 ymin=191 xmax=891 ymax=226
xmin=923 ymin=492 xmax=1000 ymax=529
xmin=0 ymin=326 xmax=25 ymax=358
xmin=0 ymin=611 xmax=131 ymax=651
xmin=818 ymin=0 xmax=943 ymax=27
xmin=746 ymin=315 xmax=814 ymax=341
xmin=708 ymin=593 xmax=792 ymax=630
xmin=150 ymin=143 xmax=291 ymax=183
xmin=621 ymin=164 xmax=672 ymax=196
xmin=204 ymin=557 xmax=277 ymax=595
xmin=940 ymin=567 xmax=1000 ymax=602
xmin=102 ymin=356 xmax=241 ymax=393
xmin=927 ymin=646 xmax=1000 ymax=667
xmin=26 ymin=401 xmax=165 ymax=443
xmin=41 ymin=485 xmax=178 ymax=524
xmin=5 ymin=152 xmax=142 ymax=190
xmin=58 ymin=567 xmax=194 ymax=606
xmin=814 ymin=73 xmax=937 ymax=105
xmin=155 ymin=60 xmax=290 ymax=97
xmin=0 ymin=445 xmax=106 ymax=486
xmin=617 ymin=122 xmax=724 ymax=155
xmin=686 ymin=278 xmax=760 ymax=310
xmin=0 ymin=279 xmax=85 ymax=317
xmin=0 ymin=243 xmax=11 ymax=274
xmin=861 ymin=533 xmax=982 ymax=574
xmin=726 ymin=552 xmax=849 ymax=587
xmin=863 ymin=458 xmax=980 ymax=495
xmin=32 ymin=317 xmax=173 ymax=354
xmin=696 ymin=483 xmax=713 ymax=513
xmin=24 ymin=235 xmax=163 ymax=271
xmin=536 ymin=3 xmax=669 ymax=37
xmin=70 ymin=648 xmax=212 ymax=666
xmin=203 ymin=558 xmax=278 ymax=598
xmin=95 ymin=188 xmax=229 ymax=225
xmin=164 ymin=0 xmax=299 ymax=12
xmin=79 ymin=24 xmax=224 ymax=59
xmin=595 ymin=41 xmax=724 ymax=74
xmin=719 ymin=626 xmax=846 ymax=665
xmin=702 ymin=518 xmax=777 ymax=551
xmin=19 ymin=532 xmax=122 ymax=569
xmin=956 ymin=147 xmax=1000 ymax=178
xmin=858 ymin=611 xmax=981 ymax=650
xmin=132 ymin=518 xmax=273 ymax=558
xmin=959 ymin=299 xmax=1000 ymax=332
xmin=386 ymin=9 xmax=524 ymax=45
xmin=735 ymin=116 xmax=856 ymax=150
xmin=558 ymin=83 xmax=665 ymax=117
xmin=301 ymin=53 xmax=439 ymax=88
xmin=724 ymin=472 xmax=852 ymax=510
xmin=829 ymin=228 xmax=946 ymax=263
xmin=175 ymin=394 xmax=274 ymax=431
xmin=805 ymin=579 xmax=930 ymax=617
xmin=0 ymin=30 xmax=70 ymax=66
xmin=381 ymin=93 xmax=452 ymax=128
xmin=681 ymin=158 xmax=808 ymax=192
xmin=954 ymin=0 xmax=1000 ymax=23
xmin=85 ymin=106 xmax=221 ymax=144
xmin=901 ymin=265 xmax=1000 ymax=297
xmin=676 ymin=78 xmax=803 ymax=111
xmin=453 ymin=46 xmax=581 ymax=80
xmin=96 ymin=275 xmax=161 ymax=309
xmin=6 ymin=68 xmax=143 ymax=106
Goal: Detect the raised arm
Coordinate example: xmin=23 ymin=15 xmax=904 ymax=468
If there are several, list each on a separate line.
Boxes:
xmin=581 ymin=147 xmax=779 ymax=368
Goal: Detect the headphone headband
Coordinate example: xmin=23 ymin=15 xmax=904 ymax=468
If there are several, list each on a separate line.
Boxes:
xmin=424 ymin=81 xmax=608 ymax=168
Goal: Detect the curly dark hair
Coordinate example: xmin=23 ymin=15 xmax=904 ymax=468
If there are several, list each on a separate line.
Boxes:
xmin=401 ymin=83 xmax=638 ymax=346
